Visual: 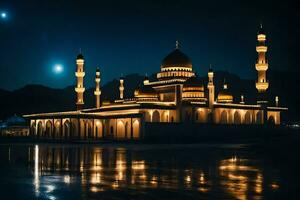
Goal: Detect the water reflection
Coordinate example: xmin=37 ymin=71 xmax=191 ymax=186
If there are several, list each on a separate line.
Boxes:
xmin=1 ymin=144 xmax=284 ymax=199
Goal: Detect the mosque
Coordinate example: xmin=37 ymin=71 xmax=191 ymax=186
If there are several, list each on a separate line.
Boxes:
xmin=24 ymin=25 xmax=287 ymax=140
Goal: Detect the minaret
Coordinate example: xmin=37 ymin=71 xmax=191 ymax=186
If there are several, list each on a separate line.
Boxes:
xmin=94 ymin=67 xmax=101 ymax=108
xmin=119 ymin=75 xmax=124 ymax=99
xmin=75 ymin=53 xmax=85 ymax=110
xmin=255 ymin=24 xmax=269 ymax=93
xmin=207 ymin=65 xmax=215 ymax=108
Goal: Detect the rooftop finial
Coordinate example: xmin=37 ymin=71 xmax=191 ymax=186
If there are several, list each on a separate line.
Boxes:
xmin=79 ymin=48 xmax=82 ymax=54
xmin=175 ymin=40 xmax=179 ymax=49
xmin=223 ymin=78 xmax=228 ymax=89
xmin=260 ymin=22 xmax=263 ymax=29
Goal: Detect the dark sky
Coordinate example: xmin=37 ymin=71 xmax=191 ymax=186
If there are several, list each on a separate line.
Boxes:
xmin=0 ymin=0 xmax=298 ymax=90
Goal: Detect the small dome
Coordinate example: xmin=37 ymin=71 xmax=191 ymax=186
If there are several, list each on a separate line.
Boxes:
xmin=161 ymin=49 xmax=192 ymax=69
xmin=217 ymin=85 xmax=233 ymax=103
xmin=183 ymin=76 xmax=204 ymax=93
xmin=77 ymin=53 xmax=84 ymax=60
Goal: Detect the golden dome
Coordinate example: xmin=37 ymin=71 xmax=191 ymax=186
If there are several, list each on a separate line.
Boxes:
xmin=161 ymin=49 xmax=192 ymax=69
xmin=182 ymin=76 xmax=205 ymax=99
xmin=183 ymin=76 xmax=204 ymax=90
xmin=217 ymin=83 xmax=233 ymax=103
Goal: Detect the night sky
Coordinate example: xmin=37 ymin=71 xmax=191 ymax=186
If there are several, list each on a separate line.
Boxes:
xmin=0 ymin=0 xmax=298 ymax=90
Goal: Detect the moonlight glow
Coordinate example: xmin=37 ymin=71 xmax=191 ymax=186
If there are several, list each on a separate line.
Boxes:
xmin=53 ymin=64 xmax=63 ymax=74
xmin=1 ymin=12 xmax=7 ymax=19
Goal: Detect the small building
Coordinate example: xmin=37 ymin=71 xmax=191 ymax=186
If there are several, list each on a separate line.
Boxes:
xmin=24 ymin=25 xmax=287 ymax=140
xmin=0 ymin=115 xmax=29 ymax=137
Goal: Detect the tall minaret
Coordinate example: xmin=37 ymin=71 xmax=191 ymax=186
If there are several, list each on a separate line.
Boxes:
xmin=119 ymin=75 xmax=124 ymax=99
xmin=207 ymin=65 xmax=215 ymax=108
xmin=75 ymin=53 xmax=85 ymax=110
xmin=255 ymin=24 xmax=269 ymax=93
xmin=94 ymin=67 xmax=101 ymax=108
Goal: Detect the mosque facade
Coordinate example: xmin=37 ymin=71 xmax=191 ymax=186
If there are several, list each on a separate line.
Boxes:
xmin=24 ymin=26 xmax=287 ymax=140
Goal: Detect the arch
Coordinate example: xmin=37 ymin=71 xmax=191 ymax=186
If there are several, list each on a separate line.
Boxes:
xmin=145 ymin=111 xmax=151 ymax=122
xmin=85 ymin=120 xmax=93 ymax=139
xmin=63 ymin=120 xmax=71 ymax=139
xmin=234 ymin=111 xmax=242 ymax=124
xmin=198 ymin=110 xmax=207 ymax=123
xmin=117 ymin=120 xmax=126 ymax=139
xmin=256 ymin=111 xmax=263 ymax=124
xmin=80 ymin=120 xmax=86 ymax=139
xmin=71 ymin=120 xmax=78 ymax=138
xmin=54 ymin=121 xmax=61 ymax=138
xmin=162 ymin=111 xmax=169 ymax=122
xmin=244 ymin=111 xmax=251 ymax=124
xmin=125 ymin=122 xmax=129 ymax=138
xmin=152 ymin=110 xmax=160 ymax=122
xmin=37 ymin=121 xmax=43 ymax=137
xmin=45 ymin=120 xmax=53 ymax=138
xmin=95 ymin=120 xmax=103 ymax=138
xmin=133 ymin=119 xmax=140 ymax=139
xmin=268 ymin=116 xmax=275 ymax=125
xmin=220 ymin=110 xmax=228 ymax=124
xmin=31 ymin=122 xmax=36 ymax=136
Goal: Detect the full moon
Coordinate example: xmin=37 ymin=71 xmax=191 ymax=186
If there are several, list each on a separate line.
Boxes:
xmin=53 ymin=64 xmax=63 ymax=74
xmin=1 ymin=12 xmax=7 ymax=19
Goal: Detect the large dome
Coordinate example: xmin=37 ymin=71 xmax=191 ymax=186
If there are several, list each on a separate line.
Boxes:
xmin=161 ymin=49 xmax=192 ymax=69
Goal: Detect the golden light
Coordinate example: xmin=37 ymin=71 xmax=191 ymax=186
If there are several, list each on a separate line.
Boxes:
xmin=96 ymin=121 xmax=100 ymax=126
xmin=63 ymin=175 xmax=71 ymax=184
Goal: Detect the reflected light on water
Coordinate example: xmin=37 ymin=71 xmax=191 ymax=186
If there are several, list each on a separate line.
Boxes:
xmin=271 ymin=182 xmax=279 ymax=190
xmin=63 ymin=175 xmax=71 ymax=184
xmin=219 ymin=156 xmax=264 ymax=200
xmin=91 ymin=172 xmax=101 ymax=184
xmin=34 ymin=145 xmax=40 ymax=196
xmin=2 ymin=145 xmax=282 ymax=199
xmin=255 ymin=173 xmax=263 ymax=194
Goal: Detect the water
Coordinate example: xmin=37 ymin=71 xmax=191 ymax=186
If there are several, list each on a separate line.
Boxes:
xmin=0 ymin=143 xmax=295 ymax=199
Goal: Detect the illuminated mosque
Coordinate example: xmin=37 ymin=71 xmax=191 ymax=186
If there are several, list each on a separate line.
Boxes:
xmin=24 ymin=25 xmax=287 ymax=140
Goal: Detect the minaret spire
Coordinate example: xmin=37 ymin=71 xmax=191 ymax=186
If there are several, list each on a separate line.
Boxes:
xmin=94 ymin=67 xmax=101 ymax=108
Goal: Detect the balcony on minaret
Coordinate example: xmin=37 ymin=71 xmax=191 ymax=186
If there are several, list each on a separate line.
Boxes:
xmin=255 ymin=63 xmax=268 ymax=71
xmin=256 ymin=82 xmax=269 ymax=92
xmin=76 ymin=59 xmax=84 ymax=65
xmin=75 ymin=71 xmax=85 ymax=77
xmin=94 ymin=91 xmax=101 ymax=95
xmin=75 ymin=87 xmax=85 ymax=93
xmin=257 ymin=34 xmax=266 ymax=41
xmin=256 ymin=46 xmax=267 ymax=52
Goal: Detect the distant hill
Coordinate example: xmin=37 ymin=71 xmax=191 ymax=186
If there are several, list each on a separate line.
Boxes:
xmin=0 ymin=70 xmax=298 ymax=121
